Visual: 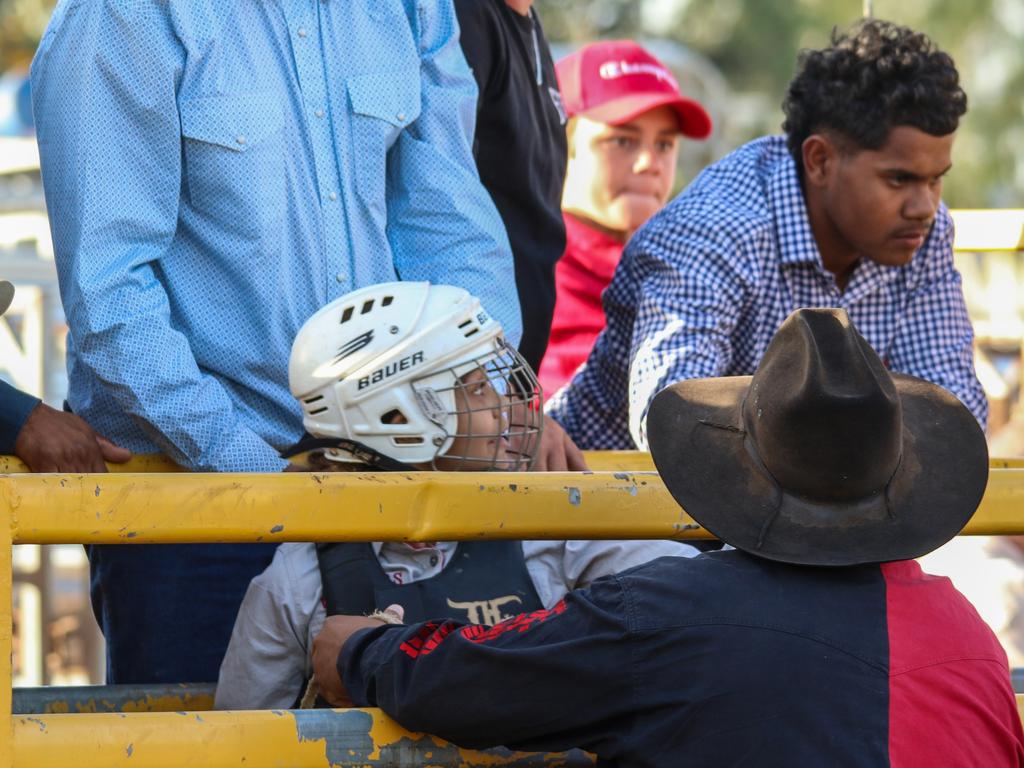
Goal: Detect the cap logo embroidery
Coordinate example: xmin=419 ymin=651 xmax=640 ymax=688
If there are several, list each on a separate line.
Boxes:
xmin=598 ymin=60 xmax=678 ymax=89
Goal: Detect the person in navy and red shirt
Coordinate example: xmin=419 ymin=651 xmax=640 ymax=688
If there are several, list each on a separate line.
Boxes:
xmin=311 ymin=308 xmax=1024 ymax=767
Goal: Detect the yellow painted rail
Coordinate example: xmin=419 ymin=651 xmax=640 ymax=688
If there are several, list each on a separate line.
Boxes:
xmin=2 ymin=467 xmax=1024 ymax=544
xmin=2 ymin=455 xmax=1024 ymax=766
xmin=0 ymin=471 xmax=708 ymax=544
xmin=12 ymin=709 xmax=593 ymax=767
xmin=12 ymin=684 xmax=216 ymax=715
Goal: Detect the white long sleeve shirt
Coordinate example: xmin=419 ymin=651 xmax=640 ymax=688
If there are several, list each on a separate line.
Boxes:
xmin=215 ymin=538 xmax=698 ymax=709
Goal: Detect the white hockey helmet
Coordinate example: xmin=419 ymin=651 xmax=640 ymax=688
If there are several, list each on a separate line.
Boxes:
xmin=288 ymin=282 xmax=542 ymax=470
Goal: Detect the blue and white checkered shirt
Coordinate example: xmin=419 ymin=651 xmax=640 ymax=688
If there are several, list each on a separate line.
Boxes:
xmin=31 ymin=0 xmax=518 ymax=471
xmin=547 ymin=136 xmax=987 ymax=449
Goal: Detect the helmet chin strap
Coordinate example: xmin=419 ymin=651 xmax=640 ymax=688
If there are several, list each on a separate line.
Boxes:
xmin=281 ymin=436 xmax=420 ymax=472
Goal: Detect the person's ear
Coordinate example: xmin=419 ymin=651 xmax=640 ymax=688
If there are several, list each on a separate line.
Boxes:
xmin=801 ymin=133 xmax=838 ymax=188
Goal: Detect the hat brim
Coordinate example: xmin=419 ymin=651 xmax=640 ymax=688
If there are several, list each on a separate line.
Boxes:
xmin=0 ymin=281 xmax=13 ymax=317
xmin=580 ymin=93 xmax=712 ymax=139
xmin=647 ymin=374 xmax=989 ymax=566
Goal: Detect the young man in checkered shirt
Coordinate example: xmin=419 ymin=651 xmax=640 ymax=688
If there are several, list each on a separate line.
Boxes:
xmin=546 ymin=19 xmax=987 ymax=449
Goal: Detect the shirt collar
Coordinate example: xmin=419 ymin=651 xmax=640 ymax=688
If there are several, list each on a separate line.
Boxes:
xmin=373 ymin=540 xmax=457 ymax=561
xmin=564 ymin=212 xmax=625 ymax=252
xmin=563 ymin=213 xmax=626 ymax=280
xmin=766 ymin=152 xmax=823 ymax=267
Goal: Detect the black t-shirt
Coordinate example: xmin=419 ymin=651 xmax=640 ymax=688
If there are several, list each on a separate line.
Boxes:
xmin=454 ymin=0 xmax=568 ymax=372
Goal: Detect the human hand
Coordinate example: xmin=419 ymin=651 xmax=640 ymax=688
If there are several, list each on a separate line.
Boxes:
xmin=532 ymin=415 xmax=587 ymax=471
xmin=14 ymin=403 xmax=132 ymax=472
xmin=312 ymin=604 xmax=404 ymax=707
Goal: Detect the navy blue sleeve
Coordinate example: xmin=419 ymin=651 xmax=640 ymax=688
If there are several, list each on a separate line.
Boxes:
xmin=0 ymin=381 xmax=41 ymax=455
xmin=341 ymin=576 xmax=635 ymax=754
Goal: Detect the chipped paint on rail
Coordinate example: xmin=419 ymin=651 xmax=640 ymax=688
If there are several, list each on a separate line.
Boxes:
xmin=292 ymin=708 xmax=594 ymax=767
xmin=12 ymin=684 xmax=216 ymax=714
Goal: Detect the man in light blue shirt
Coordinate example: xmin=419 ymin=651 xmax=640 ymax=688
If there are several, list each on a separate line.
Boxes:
xmin=31 ymin=0 xmax=521 ymax=684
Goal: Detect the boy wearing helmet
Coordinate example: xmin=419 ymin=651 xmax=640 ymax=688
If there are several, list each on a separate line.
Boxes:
xmin=215 ymin=282 xmax=696 ymax=709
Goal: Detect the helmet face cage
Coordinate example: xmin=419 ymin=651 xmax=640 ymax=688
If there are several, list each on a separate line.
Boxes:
xmin=413 ymin=338 xmax=543 ymax=471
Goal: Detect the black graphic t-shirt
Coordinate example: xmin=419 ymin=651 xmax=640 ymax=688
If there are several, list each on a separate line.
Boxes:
xmin=454 ymin=0 xmax=568 ymax=372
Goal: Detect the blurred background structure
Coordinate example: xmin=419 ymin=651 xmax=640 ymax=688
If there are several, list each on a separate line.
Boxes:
xmin=0 ymin=0 xmax=1022 ymax=685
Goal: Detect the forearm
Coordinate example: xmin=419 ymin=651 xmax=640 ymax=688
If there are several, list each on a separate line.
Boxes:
xmin=628 ymin=297 xmax=741 ymax=447
xmin=341 ymin=582 xmax=633 ymax=753
xmin=343 ymin=621 xmax=581 ymax=749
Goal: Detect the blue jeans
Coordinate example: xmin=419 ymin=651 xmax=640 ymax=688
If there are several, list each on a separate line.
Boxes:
xmin=87 ymin=543 xmax=277 ymax=683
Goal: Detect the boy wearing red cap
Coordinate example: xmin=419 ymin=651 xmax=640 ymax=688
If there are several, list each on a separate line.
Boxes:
xmin=538 ymin=41 xmax=712 ymax=394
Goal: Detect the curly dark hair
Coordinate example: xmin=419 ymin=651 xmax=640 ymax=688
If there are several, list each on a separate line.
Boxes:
xmin=782 ymin=19 xmax=967 ymax=174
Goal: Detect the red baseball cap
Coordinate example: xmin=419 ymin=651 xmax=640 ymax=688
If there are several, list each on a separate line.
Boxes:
xmin=556 ymin=40 xmax=712 ymax=139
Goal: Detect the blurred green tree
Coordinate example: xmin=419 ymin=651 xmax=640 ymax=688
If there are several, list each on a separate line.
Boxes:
xmin=536 ymin=0 xmax=1024 ymax=207
xmin=2 ymin=0 xmax=1020 ymax=205
xmin=0 ymin=0 xmax=53 ymax=71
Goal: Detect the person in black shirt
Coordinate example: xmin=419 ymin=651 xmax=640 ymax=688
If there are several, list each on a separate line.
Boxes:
xmin=453 ymin=0 xmax=584 ymax=471
xmin=453 ymin=0 xmax=567 ymax=375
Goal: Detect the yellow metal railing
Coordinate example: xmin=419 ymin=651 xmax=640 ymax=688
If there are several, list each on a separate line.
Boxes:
xmin=2 ymin=451 xmax=1024 ymax=765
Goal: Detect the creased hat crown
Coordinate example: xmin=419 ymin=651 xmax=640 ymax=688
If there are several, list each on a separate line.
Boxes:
xmin=745 ymin=309 xmax=902 ymax=502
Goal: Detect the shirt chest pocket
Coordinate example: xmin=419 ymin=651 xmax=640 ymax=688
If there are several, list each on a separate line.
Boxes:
xmin=179 ymin=92 xmax=286 ymax=237
xmin=347 ymin=71 xmax=422 ymax=210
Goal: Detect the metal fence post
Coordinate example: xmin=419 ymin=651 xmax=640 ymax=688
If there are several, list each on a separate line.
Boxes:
xmin=1 ymin=478 xmax=13 ymax=768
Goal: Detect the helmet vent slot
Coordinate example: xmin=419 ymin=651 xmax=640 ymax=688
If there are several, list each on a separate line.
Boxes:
xmin=304 ymin=394 xmax=324 ymax=404
xmin=340 ymin=306 xmax=354 ymax=324
xmin=361 ymin=300 xmax=374 ymax=315
xmin=458 ymin=319 xmax=473 ymax=329
xmin=307 ymin=406 xmax=328 ymax=415
xmin=381 ymin=409 xmax=409 ymax=425
xmin=382 ymin=295 xmax=394 ymax=307
xmin=463 ymin=328 xmax=479 ymax=338
xmin=394 ymin=436 xmax=424 ymax=445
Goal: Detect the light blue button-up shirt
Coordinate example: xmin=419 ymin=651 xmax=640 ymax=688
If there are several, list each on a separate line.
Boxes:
xmin=31 ymin=0 xmax=519 ymax=472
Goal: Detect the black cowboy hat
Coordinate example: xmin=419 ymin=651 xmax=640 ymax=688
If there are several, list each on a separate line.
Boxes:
xmin=0 ymin=280 xmax=13 ymax=317
xmin=647 ymin=308 xmax=988 ymax=566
